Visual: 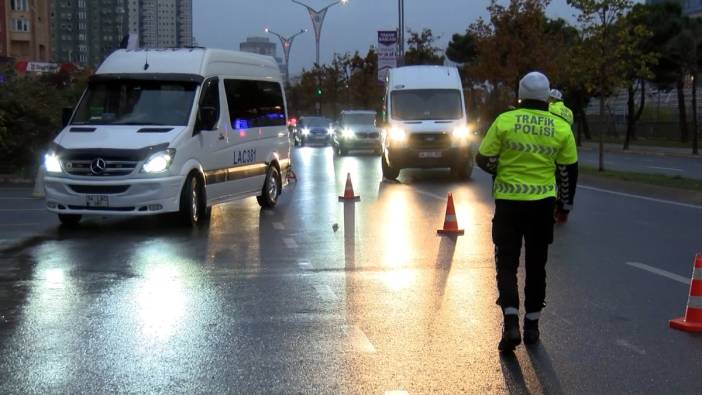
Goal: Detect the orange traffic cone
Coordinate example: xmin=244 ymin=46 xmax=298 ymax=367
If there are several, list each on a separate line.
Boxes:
xmin=437 ymin=192 xmax=464 ymax=235
xmin=338 ymin=173 xmax=360 ymax=202
xmin=670 ymin=253 xmax=702 ymax=332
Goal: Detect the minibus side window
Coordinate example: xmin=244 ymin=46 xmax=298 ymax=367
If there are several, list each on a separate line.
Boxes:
xmin=196 ymin=78 xmax=219 ymax=132
xmin=224 ymin=80 xmax=286 ymax=129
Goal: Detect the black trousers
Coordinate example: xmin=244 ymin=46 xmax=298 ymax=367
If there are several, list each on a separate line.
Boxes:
xmin=492 ymin=198 xmax=555 ymax=313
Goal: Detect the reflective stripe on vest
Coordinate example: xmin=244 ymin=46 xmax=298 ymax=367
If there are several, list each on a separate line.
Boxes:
xmin=505 ymin=141 xmax=559 ymax=157
xmin=494 ymin=182 xmax=555 ymax=195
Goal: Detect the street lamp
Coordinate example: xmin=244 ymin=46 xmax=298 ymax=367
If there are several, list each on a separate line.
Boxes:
xmin=265 ymin=27 xmax=307 ymax=86
xmin=291 ymin=0 xmax=348 ymax=66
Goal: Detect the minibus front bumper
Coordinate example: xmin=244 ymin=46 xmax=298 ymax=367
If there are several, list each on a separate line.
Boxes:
xmin=44 ymin=175 xmax=185 ymax=216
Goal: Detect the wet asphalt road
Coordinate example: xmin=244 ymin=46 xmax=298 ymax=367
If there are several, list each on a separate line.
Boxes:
xmin=578 ymin=148 xmax=702 ymax=180
xmin=1 ymin=146 xmax=702 ymax=394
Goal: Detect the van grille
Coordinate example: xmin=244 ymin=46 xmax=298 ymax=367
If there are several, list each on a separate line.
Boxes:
xmin=63 ymin=159 xmax=138 ymax=177
xmin=409 ymin=133 xmax=450 ymax=150
xmin=68 ymin=185 xmax=130 ymax=194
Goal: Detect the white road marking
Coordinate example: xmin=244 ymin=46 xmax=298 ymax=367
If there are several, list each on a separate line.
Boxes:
xmin=0 ymin=209 xmax=45 ymax=212
xmin=580 ymin=185 xmax=702 ymax=210
xmin=625 ymin=262 xmax=689 ymax=285
xmin=648 ymin=166 xmax=683 ymax=172
xmin=348 ymin=325 xmax=376 ymax=353
xmin=273 ymin=222 xmax=285 ymax=230
xmin=414 ymin=188 xmax=446 ymax=201
xmin=282 ymin=238 xmax=298 ymax=249
xmin=314 ymin=285 xmax=337 ymax=301
xmin=385 ymin=391 xmax=410 ymax=395
xmin=298 ymin=261 xmax=313 ymax=269
xmin=0 ymin=197 xmax=41 ymax=200
xmin=615 ymin=339 xmax=646 ymax=356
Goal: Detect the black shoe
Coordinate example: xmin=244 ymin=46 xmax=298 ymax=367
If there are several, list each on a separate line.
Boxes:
xmin=498 ymin=315 xmax=521 ymax=352
xmin=523 ymin=318 xmax=540 ymax=345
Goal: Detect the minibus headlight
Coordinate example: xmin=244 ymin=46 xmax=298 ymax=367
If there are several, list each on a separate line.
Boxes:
xmin=389 ymin=127 xmax=407 ymax=142
xmin=452 ymin=126 xmax=470 ymax=139
xmin=342 ymin=128 xmax=355 ymax=139
xmin=44 ymin=152 xmax=62 ymax=173
xmin=301 ymin=127 xmax=311 ymax=136
xmin=142 ymin=149 xmax=175 ymax=174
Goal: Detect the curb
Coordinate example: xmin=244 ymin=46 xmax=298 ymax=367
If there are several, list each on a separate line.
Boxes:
xmin=578 ymin=145 xmax=702 ymax=160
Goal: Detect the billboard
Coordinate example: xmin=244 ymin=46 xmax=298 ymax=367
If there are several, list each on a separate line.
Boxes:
xmin=377 ymin=30 xmax=398 ymax=83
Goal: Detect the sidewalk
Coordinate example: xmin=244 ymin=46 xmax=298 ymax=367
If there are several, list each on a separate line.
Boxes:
xmin=578 ymin=142 xmax=701 ymax=159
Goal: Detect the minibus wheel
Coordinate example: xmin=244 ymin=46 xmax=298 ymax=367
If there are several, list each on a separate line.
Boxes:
xmin=180 ymin=173 xmax=208 ymax=226
xmin=58 ymin=214 xmax=82 ymax=227
xmin=257 ymin=165 xmax=281 ymax=209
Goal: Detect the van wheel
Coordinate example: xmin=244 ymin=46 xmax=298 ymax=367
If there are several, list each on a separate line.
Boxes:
xmin=451 ymin=160 xmax=474 ymax=180
xmin=381 ymin=154 xmax=400 ymax=180
xmin=179 ymin=173 xmax=209 ymax=226
xmin=257 ymin=165 xmax=281 ymax=209
xmin=58 ymin=214 xmax=82 ymax=227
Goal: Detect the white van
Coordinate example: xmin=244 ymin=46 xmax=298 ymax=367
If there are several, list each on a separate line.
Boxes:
xmin=382 ymin=65 xmax=476 ymax=180
xmin=43 ymin=48 xmax=291 ymax=226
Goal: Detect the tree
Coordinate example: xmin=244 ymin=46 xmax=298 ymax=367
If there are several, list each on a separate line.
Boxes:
xmin=568 ymin=0 xmax=634 ymax=171
xmin=404 ymin=29 xmax=444 ymax=66
xmin=618 ymin=4 xmax=658 ymax=150
xmin=667 ymin=17 xmax=702 ymax=154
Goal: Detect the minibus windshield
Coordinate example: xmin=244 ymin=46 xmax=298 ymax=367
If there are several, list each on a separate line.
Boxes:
xmin=391 ymin=89 xmax=463 ymax=121
xmin=72 ymin=80 xmax=198 ymax=126
xmin=341 ymin=113 xmax=376 ymax=125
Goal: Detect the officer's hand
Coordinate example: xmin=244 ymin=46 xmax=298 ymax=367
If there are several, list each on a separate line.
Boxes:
xmin=554 ymin=202 xmax=569 ymax=224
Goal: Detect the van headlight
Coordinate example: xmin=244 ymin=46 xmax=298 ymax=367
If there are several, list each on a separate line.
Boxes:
xmin=342 ymin=128 xmax=355 ymax=139
xmin=389 ymin=127 xmax=407 ymax=142
xmin=452 ymin=126 xmax=470 ymax=139
xmin=44 ymin=152 xmax=62 ymax=173
xmin=301 ymin=127 xmax=310 ymax=136
xmin=142 ymin=149 xmax=175 ymax=174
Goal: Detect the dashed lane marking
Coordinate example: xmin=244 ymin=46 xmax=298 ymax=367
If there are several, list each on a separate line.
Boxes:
xmin=348 ymin=325 xmax=376 ymax=353
xmin=580 ymin=185 xmax=702 ymax=210
xmin=625 ymin=262 xmax=689 ymax=285
xmin=314 ymin=285 xmax=337 ymax=301
xmin=413 ymin=188 xmax=446 ymax=201
xmin=648 ymin=166 xmax=683 ymax=172
xmin=298 ymin=261 xmax=313 ymax=269
xmin=273 ymin=222 xmax=285 ymax=230
xmin=615 ymin=339 xmax=646 ymax=356
xmin=283 ymin=238 xmax=298 ymax=249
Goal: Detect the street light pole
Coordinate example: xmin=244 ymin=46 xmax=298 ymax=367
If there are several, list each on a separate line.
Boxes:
xmin=291 ymin=0 xmax=348 ymax=66
xmin=265 ymin=28 xmax=307 ymax=86
xmin=398 ymin=0 xmax=404 ymax=66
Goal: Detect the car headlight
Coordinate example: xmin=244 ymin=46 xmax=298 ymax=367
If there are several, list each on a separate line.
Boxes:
xmin=301 ymin=128 xmax=310 ymax=136
xmin=142 ymin=149 xmax=175 ymax=174
xmin=389 ymin=127 xmax=407 ymax=142
xmin=342 ymin=128 xmax=355 ymax=139
xmin=44 ymin=152 xmax=62 ymax=173
xmin=452 ymin=126 xmax=470 ymax=139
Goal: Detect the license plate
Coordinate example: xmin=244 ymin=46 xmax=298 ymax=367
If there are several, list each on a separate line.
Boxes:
xmin=419 ymin=151 xmax=443 ymax=159
xmin=86 ymin=195 xmax=109 ymax=208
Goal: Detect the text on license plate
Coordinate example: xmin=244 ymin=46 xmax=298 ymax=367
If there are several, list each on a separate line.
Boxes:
xmin=419 ymin=151 xmax=443 ymax=159
xmin=86 ymin=195 xmax=109 ymax=208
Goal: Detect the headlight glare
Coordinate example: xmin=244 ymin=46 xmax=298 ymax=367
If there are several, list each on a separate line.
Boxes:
xmin=342 ymin=128 xmax=355 ymax=139
xmin=301 ymin=128 xmax=310 ymax=136
xmin=389 ymin=127 xmax=407 ymax=142
xmin=44 ymin=152 xmax=62 ymax=173
xmin=452 ymin=126 xmax=470 ymax=139
xmin=142 ymin=149 xmax=175 ymax=174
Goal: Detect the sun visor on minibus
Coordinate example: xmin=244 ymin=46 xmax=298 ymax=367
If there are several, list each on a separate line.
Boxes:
xmin=90 ymin=73 xmax=204 ymax=84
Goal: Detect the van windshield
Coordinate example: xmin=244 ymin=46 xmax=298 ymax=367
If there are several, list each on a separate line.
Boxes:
xmin=300 ymin=117 xmax=331 ymax=127
xmin=341 ymin=113 xmax=376 ymax=125
xmin=72 ymin=80 xmax=198 ymax=126
xmin=391 ymin=89 xmax=463 ymax=121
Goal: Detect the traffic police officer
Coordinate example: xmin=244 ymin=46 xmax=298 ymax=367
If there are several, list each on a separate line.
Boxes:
xmin=476 ymin=72 xmax=579 ymax=352
xmin=548 ymin=89 xmax=574 ymax=126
